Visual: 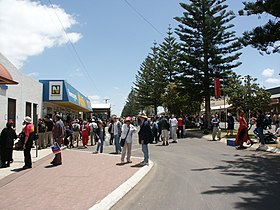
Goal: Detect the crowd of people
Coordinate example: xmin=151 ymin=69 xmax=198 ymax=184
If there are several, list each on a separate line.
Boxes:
xmin=1 ymin=109 xmax=277 ymax=169
xmin=0 ymin=112 xmax=189 ymax=169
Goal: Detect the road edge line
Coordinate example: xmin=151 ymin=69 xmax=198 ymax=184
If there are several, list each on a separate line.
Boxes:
xmin=88 ymin=160 xmax=154 ymax=210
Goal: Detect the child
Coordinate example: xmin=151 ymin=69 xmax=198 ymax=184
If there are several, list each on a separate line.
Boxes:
xmin=94 ymin=121 xmax=105 ymax=153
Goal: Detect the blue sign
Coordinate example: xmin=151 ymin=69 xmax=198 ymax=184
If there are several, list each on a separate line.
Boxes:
xmin=40 ymin=80 xmax=92 ymax=111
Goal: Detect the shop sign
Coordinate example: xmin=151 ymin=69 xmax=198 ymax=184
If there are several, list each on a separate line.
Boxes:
xmin=49 ymin=81 xmax=63 ymax=100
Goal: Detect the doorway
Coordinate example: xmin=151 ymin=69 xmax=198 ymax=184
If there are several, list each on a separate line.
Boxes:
xmin=8 ymin=98 xmax=16 ymax=126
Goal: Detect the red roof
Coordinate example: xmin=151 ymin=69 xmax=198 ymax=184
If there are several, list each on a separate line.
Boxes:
xmin=0 ymin=64 xmax=18 ymax=85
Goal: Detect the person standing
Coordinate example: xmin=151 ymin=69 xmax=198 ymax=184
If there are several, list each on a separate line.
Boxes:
xmin=211 ymin=114 xmax=221 ymax=141
xmin=51 ymin=114 xmax=64 ymax=166
xmin=177 ymin=116 xmax=184 ymax=138
xmin=138 ymin=114 xmax=153 ymax=166
xmin=108 ymin=119 xmax=114 ymax=145
xmin=37 ymin=118 xmax=46 ymax=149
xmin=256 ymin=110 xmax=268 ymax=150
xmin=0 ymin=121 xmax=17 ymax=168
xmin=94 ymin=121 xmax=106 ymax=154
xmin=235 ymin=109 xmax=250 ymax=149
xmin=112 ymin=115 xmax=122 ymax=154
xmin=159 ymin=115 xmax=170 ymax=146
xmin=120 ymin=117 xmax=137 ymax=164
xmin=226 ymin=112 xmax=235 ymax=136
xmin=64 ymin=125 xmax=73 ymax=148
xmin=169 ymin=115 xmax=178 ymax=143
xmin=22 ymin=116 xmax=35 ymax=169
xmin=72 ymin=120 xmax=80 ymax=147
xmin=89 ymin=119 xmax=98 ymax=146
xmin=81 ymin=121 xmax=90 ymax=148
xmin=151 ymin=118 xmax=159 ymax=143
xmin=44 ymin=115 xmax=54 ymax=147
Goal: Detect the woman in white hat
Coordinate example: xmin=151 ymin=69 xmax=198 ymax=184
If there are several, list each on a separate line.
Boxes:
xmin=22 ymin=116 xmax=35 ymax=169
xmin=120 ymin=117 xmax=137 ymax=164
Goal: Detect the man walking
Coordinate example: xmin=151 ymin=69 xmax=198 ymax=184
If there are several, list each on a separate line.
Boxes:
xmin=138 ymin=114 xmax=153 ymax=166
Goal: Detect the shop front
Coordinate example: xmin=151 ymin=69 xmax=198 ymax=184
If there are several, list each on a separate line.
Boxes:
xmin=40 ymin=80 xmax=92 ymax=122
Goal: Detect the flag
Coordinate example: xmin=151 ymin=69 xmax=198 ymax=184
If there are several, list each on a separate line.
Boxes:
xmin=214 ymin=78 xmax=221 ymax=98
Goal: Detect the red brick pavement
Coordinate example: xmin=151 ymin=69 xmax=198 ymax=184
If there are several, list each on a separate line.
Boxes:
xmin=0 ymin=150 xmax=142 ymax=210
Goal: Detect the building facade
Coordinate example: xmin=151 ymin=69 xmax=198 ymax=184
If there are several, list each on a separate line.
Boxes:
xmin=0 ymin=53 xmax=43 ymax=133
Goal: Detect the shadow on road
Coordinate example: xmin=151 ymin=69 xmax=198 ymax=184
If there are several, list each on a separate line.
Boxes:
xmin=193 ymin=153 xmax=280 ymax=210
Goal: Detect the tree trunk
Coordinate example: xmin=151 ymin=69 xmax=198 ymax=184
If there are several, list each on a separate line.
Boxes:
xmin=154 ymin=103 xmax=158 ymax=116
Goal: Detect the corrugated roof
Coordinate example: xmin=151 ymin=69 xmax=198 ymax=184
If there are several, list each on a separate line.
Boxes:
xmin=0 ymin=63 xmax=18 ymax=84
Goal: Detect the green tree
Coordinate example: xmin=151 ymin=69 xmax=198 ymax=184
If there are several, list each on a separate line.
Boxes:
xmin=175 ymin=0 xmax=242 ymax=128
xmin=239 ymin=0 xmax=280 ymax=54
xmin=225 ymin=73 xmax=271 ymax=114
xmin=134 ymin=43 xmax=165 ymax=115
xmin=161 ymin=83 xmax=201 ymax=115
xmin=121 ymin=88 xmax=140 ymax=117
xmin=158 ymin=26 xmax=181 ymax=83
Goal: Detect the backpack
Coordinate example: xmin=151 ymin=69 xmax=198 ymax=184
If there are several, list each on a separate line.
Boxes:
xmin=152 ymin=122 xmax=158 ymax=131
xmin=72 ymin=124 xmax=80 ymax=132
xmin=263 ymin=117 xmax=269 ymax=127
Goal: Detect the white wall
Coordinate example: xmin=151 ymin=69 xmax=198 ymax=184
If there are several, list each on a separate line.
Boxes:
xmin=0 ymin=53 xmax=42 ymax=133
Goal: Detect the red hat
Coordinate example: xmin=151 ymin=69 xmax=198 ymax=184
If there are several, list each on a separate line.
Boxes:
xmin=125 ymin=117 xmax=132 ymax=122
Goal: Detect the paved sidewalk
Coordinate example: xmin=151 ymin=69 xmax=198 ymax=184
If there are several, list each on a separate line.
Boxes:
xmin=0 ymin=149 xmax=153 ymax=210
xmin=0 ymin=147 xmax=54 ymax=179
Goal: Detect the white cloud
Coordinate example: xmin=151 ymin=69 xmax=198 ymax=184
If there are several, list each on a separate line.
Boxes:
xmin=0 ymin=0 xmax=82 ymax=68
xmin=26 ymin=72 xmax=39 ymax=78
xmin=88 ymin=95 xmax=102 ymax=103
xmin=69 ymin=68 xmax=83 ymax=77
xmin=265 ymin=78 xmax=280 ymax=84
xmin=262 ymin=68 xmax=274 ymax=78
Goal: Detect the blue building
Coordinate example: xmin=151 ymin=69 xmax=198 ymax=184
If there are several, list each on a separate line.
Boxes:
xmin=39 ymin=80 xmax=92 ymax=120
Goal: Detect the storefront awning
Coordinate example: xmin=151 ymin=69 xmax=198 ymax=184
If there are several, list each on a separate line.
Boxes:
xmin=50 ymin=101 xmax=92 ymax=112
xmin=40 ymin=80 xmax=92 ymax=112
xmin=0 ymin=64 xmax=18 ymax=85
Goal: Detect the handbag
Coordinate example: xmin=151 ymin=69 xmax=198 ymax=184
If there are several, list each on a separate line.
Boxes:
xmin=51 ymin=142 xmax=61 ymax=154
xmin=121 ymin=127 xmax=130 ymax=147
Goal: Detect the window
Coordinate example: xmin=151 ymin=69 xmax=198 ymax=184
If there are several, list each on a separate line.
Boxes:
xmin=8 ymin=98 xmax=16 ymax=125
xmin=26 ymin=102 xmax=31 ymax=117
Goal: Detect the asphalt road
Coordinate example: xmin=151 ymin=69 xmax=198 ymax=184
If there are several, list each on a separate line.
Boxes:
xmin=110 ymin=135 xmax=280 ymax=210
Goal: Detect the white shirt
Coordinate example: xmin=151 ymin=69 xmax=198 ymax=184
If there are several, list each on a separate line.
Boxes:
xmin=121 ymin=124 xmax=137 ymax=143
xmin=89 ymin=122 xmax=97 ymax=132
xmin=169 ymin=117 xmax=178 ymax=127
xmin=113 ymin=121 xmax=120 ymax=135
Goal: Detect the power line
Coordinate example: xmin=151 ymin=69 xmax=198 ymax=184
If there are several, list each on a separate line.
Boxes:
xmin=123 ymin=0 xmax=164 ymax=37
xmin=48 ymin=0 xmax=101 ymax=96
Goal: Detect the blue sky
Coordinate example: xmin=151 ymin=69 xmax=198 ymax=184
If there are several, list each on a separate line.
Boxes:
xmin=0 ymin=0 xmax=279 ymax=116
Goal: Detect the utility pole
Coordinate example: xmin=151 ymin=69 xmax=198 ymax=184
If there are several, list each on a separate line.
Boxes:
xmin=104 ymin=98 xmax=110 ymax=104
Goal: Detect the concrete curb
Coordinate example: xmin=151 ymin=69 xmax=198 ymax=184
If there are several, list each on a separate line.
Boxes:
xmin=88 ymin=160 xmax=154 ymax=210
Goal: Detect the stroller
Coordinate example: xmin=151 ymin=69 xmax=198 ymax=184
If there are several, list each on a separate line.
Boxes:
xmin=254 ymin=129 xmax=278 ymax=144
